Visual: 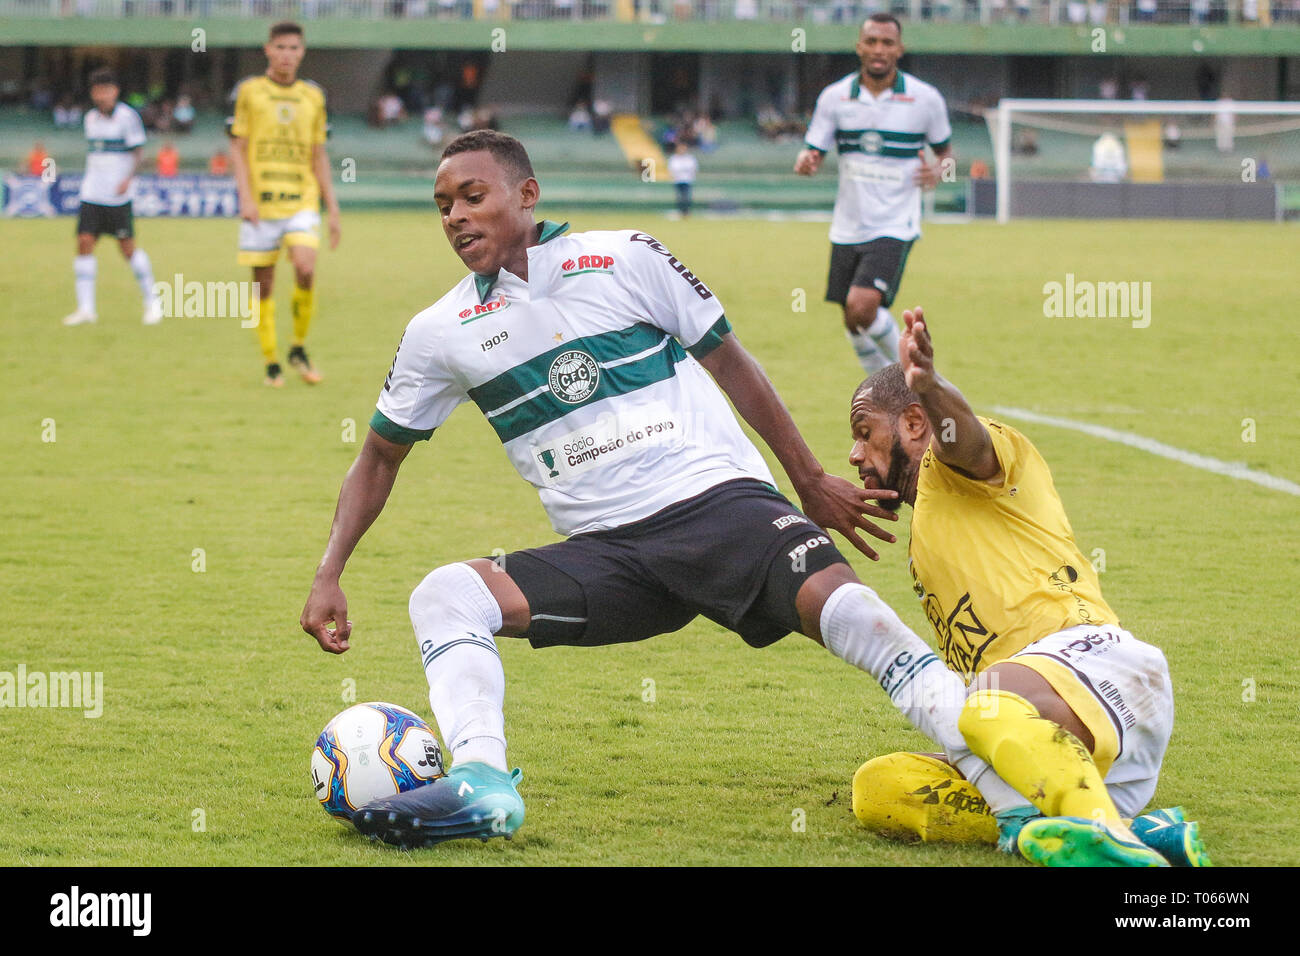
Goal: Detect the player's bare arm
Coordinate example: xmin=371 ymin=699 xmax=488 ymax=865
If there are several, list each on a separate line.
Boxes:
xmin=229 ymin=135 xmax=258 ymax=224
xmin=915 ymin=142 xmax=952 ymax=189
xmin=899 ymin=307 xmax=997 ymax=479
xmin=698 ymin=333 xmax=899 ymax=560
xmin=116 ymin=146 xmax=142 ymax=196
xmin=313 ymin=142 xmax=341 ymax=249
xmin=302 ymin=428 xmax=414 ymax=653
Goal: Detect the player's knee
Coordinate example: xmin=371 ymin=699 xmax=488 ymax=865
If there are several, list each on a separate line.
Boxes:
xmin=409 ymin=563 xmax=476 ymax=622
xmin=295 ymin=269 xmax=314 ymax=290
xmin=843 ymin=289 xmax=881 ymax=330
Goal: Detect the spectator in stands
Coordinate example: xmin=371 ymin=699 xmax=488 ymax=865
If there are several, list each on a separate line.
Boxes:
xmin=1130 ymin=78 xmax=1149 ymax=101
xmin=969 ymin=158 xmax=990 ymax=179
xmin=423 ymin=107 xmax=445 ymax=147
xmin=1134 ymin=0 xmax=1157 ymax=20
xmin=692 ymin=113 xmax=717 ymax=153
xmin=667 ymin=141 xmax=699 ymax=217
xmin=209 ymin=149 xmax=231 ymax=176
xmin=174 ymin=93 xmax=196 ymax=133
xmin=569 ymin=101 xmax=593 ymax=132
xmin=1162 ymin=120 xmax=1182 ymax=149
xmin=1012 ymin=127 xmax=1039 ymax=156
xmin=156 ymin=141 xmax=180 ymax=177
xmin=378 ymin=91 xmax=407 ymax=127
xmin=26 ymin=141 xmax=50 ymax=177
xmin=1099 ymin=76 xmax=1119 ymax=100
xmin=1090 ymin=131 xmax=1127 ymax=183
xmin=54 ymin=94 xmax=83 ymax=130
xmin=592 ymin=98 xmax=612 ymax=134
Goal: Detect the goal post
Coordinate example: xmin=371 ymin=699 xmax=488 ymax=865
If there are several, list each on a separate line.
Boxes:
xmin=990 ymin=99 xmax=1300 ymax=223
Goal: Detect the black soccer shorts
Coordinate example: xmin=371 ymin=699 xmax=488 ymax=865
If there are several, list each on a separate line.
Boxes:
xmin=824 ymin=236 xmax=913 ymax=308
xmin=492 ymin=478 xmax=850 ymax=650
xmin=76 ymin=201 xmax=134 ymax=240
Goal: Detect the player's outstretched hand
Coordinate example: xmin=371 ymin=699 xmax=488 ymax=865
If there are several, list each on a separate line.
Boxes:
xmin=900 ymin=307 xmax=937 ymax=394
xmin=239 ymin=197 xmax=260 ymax=225
xmin=913 ymin=161 xmax=942 ymax=189
xmin=798 ymin=472 xmax=899 ymax=562
xmin=302 ymin=575 xmax=352 ymax=654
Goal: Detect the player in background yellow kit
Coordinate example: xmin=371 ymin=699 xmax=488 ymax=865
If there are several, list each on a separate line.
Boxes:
xmin=228 ymin=21 xmax=341 ymax=387
xmin=845 ymin=308 xmax=1210 ymax=867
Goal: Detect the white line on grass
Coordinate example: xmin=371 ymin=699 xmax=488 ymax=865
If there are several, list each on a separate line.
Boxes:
xmin=990 ymin=405 xmax=1300 ymax=497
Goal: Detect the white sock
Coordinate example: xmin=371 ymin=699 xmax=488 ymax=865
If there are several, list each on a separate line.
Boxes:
xmin=867 ymin=306 xmax=900 ymax=363
xmin=409 ymin=562 xmax=508 ymax=772
xmin=129 ymin=248 xmax=156 ymax=303
xmin=818 ymin=582 xmax=1031 ymax=814
xmin=74 ymin=254 xmax=96 ymax=314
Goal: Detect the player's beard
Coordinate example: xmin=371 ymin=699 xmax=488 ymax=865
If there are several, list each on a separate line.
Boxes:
xmin=879 ymin=433 xmax=912 ymax=512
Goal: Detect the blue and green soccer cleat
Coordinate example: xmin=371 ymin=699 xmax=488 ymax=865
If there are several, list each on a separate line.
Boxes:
xmin=1131 ymin=806 xmax=1212 ymax=867
xmin=1017 ymin=816 xmax=1170 ymax=867
xmin=354 ymin=762 xmax=525 ymax=848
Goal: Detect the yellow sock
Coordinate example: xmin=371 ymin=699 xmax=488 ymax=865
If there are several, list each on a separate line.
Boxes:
xmin=852 ymin=751 xmax=998 ymax=844
xmin=959 ymin=689 xmax=1124 ymax=827
xmin=291 ymin=285 xmax=314 ymax=345
xmin=253 ymin=295 xmax=277 ymax=364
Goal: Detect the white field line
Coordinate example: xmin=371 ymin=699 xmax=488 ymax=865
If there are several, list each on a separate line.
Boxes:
xmin=990 ymin=406 xmax=1300 ymax=497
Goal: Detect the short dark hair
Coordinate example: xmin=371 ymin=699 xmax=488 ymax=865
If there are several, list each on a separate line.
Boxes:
xmin=88 ymin=69 xmax=118 ymax=89
xmin=854 ymin=363 xmax=919 ymax=417
xmin=440 ymin=130 xmax=536 ymax=184
xmin=863 ymin=12 xmax=902 ymax=36
xmin=269 ymin=20 xmax=303 ymax=40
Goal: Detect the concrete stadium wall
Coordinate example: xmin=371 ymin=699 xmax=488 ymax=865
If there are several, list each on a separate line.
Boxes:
xmin=478 ymin=50 xmax=592 ymax=115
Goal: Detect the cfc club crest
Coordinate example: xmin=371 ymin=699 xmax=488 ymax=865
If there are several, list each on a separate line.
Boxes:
xmin=859 ymin=131 xmax=884 ymax=155
xmin=548 ymin=350 xmax=599 ymax=404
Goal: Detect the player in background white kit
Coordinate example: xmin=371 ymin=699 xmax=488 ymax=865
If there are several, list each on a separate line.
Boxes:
xmin=62 ymin=69 xmax=161 ymax=328
xmin=794 ymin=15 xmax=951 ymax=374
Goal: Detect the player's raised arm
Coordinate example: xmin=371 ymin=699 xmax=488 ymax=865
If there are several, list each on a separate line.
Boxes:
xmin=698 ymin=334 xmax=900 ymax=560
xmin=302 ymin=429 xmax=414 ymax=654
xmin=899 ymin=307 xmax=998 ymax=480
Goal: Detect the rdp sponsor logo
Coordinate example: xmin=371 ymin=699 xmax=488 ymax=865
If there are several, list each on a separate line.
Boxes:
xmin=561 ymin=254 xmax=615 ymax=277
xmin=628 ymin=233 xmax=714 ymax=301
xmin=50 ymin=886 xmax=151 ymax=936
xmin=458 ymin=294 xmax=510 ymax=322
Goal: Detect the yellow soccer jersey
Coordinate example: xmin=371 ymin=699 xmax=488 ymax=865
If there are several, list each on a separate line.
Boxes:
xmin=908 ymin=418 xmax=1118 ymax=679
xmin=229 ymin=75 xmax=327 ymax=220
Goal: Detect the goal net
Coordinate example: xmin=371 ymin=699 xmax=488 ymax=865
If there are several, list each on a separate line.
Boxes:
xmin=986 ymin=99 xmax=1300 ymax=222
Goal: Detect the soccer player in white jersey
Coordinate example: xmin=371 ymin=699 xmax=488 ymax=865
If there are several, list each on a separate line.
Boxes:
xmin=300 ymin=131 xmax=1008 ymax=849
xmin=794 ymin=15 xmax=951 ymax=374
xmin=62 ymin=69 xmax=161 ymax=328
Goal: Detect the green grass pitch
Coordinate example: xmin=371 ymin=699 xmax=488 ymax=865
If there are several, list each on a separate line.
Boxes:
xmin=2 ymin=210 xmax=1297 ymax=866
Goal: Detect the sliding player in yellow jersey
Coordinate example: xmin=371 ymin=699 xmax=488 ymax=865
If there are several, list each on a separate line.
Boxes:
xmin=229 ymin=20 xmax=341 ymax=387
xmin=845 ymin=308 xmax=1210 ymax=867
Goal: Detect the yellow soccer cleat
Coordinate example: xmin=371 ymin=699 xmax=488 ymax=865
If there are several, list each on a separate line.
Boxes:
xmin=852 ymin=752 xmax=999 ymax=845
xmin=1017 ymin=816 xmax=1170 ymax=867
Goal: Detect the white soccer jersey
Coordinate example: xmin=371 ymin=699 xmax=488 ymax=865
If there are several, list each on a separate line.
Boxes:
xmin=80 ymin=103 xmax=146 ymax=206
xmin=804 ymin=70 xmax=951 ymax=244
xmin=374 ymin=221 xmax=776 ymax=536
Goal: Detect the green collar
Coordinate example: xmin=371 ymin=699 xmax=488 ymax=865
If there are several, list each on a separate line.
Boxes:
xmin=474 ymin=219 xmax=570 ymax=303
xmin=850 ymin=70 xmax=905 ymax=100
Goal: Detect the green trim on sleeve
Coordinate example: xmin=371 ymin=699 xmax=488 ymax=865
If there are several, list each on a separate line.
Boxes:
xmin=370 ymin=409 xmax=433 ymax=444
xmin=804 ymin=142 xmax=826 ymax=154
xmin=686 ymin=315 xmax=732 ymax=360
xmin=929 ymin=137 xmax=951 ymax=151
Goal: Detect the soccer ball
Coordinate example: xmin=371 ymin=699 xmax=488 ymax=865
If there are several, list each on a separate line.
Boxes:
xmin=311 ymin=701 xmax=445 ymax=820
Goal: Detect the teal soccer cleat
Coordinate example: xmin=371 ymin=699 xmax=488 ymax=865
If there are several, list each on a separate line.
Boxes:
xmin=1017 ymin=816 xmax=1170 ymax=867
xmin=1131 ymin=806 xmax=1213 ymax=867
xmin=354 ymin=762 xmax=525 ymax=848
